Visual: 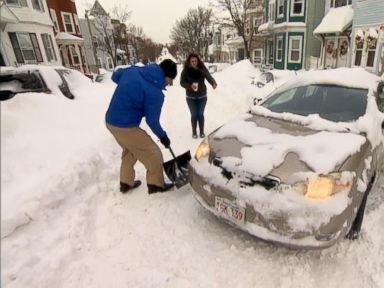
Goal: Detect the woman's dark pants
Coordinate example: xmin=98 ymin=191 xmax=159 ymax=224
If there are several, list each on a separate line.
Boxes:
xmin=186 ymin=96 xmax=207 ymax=135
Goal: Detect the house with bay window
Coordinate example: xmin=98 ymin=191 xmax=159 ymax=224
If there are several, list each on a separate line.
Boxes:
xmin=258 ymin=0 xmax=325 ymax=70
xmin=0 ymin=0 xmax=60 ymax=67
xmin=46 ymin=0 xmax=89 ymax=74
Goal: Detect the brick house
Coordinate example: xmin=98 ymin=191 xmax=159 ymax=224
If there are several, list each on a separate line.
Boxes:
xmin=46 ymin=0 xmax=89 ymax=73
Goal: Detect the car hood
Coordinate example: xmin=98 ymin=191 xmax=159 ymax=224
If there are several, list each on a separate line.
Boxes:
xmin=209 ymin=115 xmax=367 ymax=183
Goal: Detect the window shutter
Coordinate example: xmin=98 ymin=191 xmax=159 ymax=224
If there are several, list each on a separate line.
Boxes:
xmin=20 ymin=0 xmax=28 ymax=7
xmin=29 ymin=33 xmax=43 ymax=62
xmin=8 ymin=32 xmax=24 ymax=64
xmin=48 ymin=35 xmax=57 ymax=61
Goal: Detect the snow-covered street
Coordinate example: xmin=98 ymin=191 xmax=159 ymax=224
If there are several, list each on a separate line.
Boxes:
xmin=2 ymin=62 xmax=384 ymax=288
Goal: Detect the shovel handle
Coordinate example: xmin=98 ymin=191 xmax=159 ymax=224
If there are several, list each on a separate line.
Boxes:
xmin=168 ymin=146 xmax=177 ymax=160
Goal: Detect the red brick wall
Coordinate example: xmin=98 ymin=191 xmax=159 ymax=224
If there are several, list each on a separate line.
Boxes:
xmin=46 ymin=0 xmax=81 ymax=36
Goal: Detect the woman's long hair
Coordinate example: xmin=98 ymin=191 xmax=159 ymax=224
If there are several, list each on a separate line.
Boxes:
xmin=184 ymin=53 xmax=205 ymax=70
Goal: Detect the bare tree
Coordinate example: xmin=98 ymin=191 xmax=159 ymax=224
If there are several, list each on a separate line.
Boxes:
xmin=111 ymin=4 xmax=132 ymax=64
xmin=111 ymin=3 xmax=132 ymax=24
xmin=215 ymin=0 xmax=256 ymax=59
xmin=170 ymin=6 xmax=213 ymax=60
xmin=127 ymin=24 xmax=145 ymax=63
xmin=93 ymin=14 xmax=116 ymax=66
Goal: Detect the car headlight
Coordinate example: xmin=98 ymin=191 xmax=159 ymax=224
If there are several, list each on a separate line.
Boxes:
xmin=195 ymin=140 xmax=210 ymax=161
xmin=294 ymin=172 xmax=354 ymax=200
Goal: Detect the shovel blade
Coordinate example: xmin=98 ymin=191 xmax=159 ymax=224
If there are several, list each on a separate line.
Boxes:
xmin=163 ymin=150 xmax=191 ymax=188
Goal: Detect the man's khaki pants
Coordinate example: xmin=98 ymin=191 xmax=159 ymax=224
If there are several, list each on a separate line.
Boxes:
xmin=106 ymin=124 xmax=164 ymax=187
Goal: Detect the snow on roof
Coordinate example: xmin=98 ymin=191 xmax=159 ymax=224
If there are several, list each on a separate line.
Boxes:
xmin=313 ymin=6 xmax=353 ymax=34
xmin=116 ymin=49 xmax=126 ymax=54
xmin=368 ymin=27 xmax=379 ymax=39
xmin=56 ymin=32 xmax=83 ymax=42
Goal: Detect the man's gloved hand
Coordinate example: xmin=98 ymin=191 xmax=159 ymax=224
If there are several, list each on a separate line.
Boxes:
xmin=160 ymin=135 xmax=171 ymax=148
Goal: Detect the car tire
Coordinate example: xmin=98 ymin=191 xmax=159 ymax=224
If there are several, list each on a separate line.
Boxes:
xmin=345 ymin=174 xmax=375 ymax=240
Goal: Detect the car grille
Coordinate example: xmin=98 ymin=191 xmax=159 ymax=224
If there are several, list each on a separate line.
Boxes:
xmin=212 ymin=157 xmax=280 ymax=190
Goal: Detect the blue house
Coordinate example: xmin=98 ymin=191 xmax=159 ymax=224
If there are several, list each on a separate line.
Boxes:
xmin=258 ymin=0 xmax=325 ymax=70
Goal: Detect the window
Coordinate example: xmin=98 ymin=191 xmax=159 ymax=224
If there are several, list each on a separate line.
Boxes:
xmin=276 ymin=36 xmax=283 ymax=61
xmin=8 ymin=32 xmax=43 ymax=63
xmin=277 ymin=0 xmax=284 ymax=18
xmin=330 ymin=0 xmax=352 ymax=7
xmin=291 ymin=0 xmax=304 ymax=16
xmin=253 ymin=18 xmax=261 ymax=33
xmin=41 ymin=33 xmax=57 ymax=62
xmin=289 ymin=36 xmax=302 ymax=63
xmin=253 ymin=49 xmax=263 ymax=64
xmin=268 ymin=41 xmax=274 ymax=64
xmin=107 ymin=57 xmax=114 ymax=69
xmin=74 ymin=14 xmax=81 ymax=34
xmin=49 ymin=9 xmax=59 ymax=32
xmin=62 ymin=12 xmax=74 ymax=33
xmin=70 ymin=46 xmax=80 ymax=64
xmin=245 ymin=19 xmax=250 ymax=35
xmin=354 ymin=38 xmax=364 ymax=66
xmin=268 ymin=1 xmax=275 ymax=21
xmin=5 ymin=0 xmax=20 ymax=5
xmin=366 ymin=38 xmax=377 ymax=67
xmin=31 ymin=0 xmax=44 ymax=11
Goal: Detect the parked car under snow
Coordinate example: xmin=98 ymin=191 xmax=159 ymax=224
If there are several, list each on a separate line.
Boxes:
xmin=189 ymin=68 xmax=384 ymax=249
xmin=0 ymin=65 xmax=91 ymax=101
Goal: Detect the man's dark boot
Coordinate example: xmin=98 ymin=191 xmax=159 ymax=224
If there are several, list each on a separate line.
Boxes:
xmin=120 ymin=180 xmax=142 ymax=193
xmin=147 ymin=183 xmax=174 ymax=194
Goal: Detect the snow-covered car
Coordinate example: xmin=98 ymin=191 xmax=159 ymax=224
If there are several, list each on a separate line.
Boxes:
xmin=249 ymin=70 xmax=299 ymax=105
xmin=189 ymin=68 xmax=384 ymax=249
xmin=0 ymin=65 xmax=91 ymax=100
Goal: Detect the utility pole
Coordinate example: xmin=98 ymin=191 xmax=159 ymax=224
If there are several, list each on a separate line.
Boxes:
xmin=85 ymin=9 xmax=99 ymax=73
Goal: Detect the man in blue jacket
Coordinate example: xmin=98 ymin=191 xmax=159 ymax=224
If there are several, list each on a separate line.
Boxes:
xmin=105 ymin=59 xmax=177 ymax=194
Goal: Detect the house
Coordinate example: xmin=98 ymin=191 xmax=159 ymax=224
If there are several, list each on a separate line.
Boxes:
xmin=209 ymin=0 xmax=264 ymax=64
xmin=0 ymin=0 xmax=60 ymax=67
xmin=313 ymin=0 xmax=353 ymax=69
xmin=79 ymin=0 xmax=115 ymax=73
xmin=46 ymin=0 xmax=89 ymax=74
xmin=259 ymin=0 xmax=325 ymax=70
xmin=350 ymin=0 xmax=384 ymax=76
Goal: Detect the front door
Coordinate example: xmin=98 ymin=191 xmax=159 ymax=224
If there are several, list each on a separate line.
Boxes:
xmin=337 ymin=38 xmax=349 ymax=68
xmin=324 ymin=38 xmax=337 ymax=68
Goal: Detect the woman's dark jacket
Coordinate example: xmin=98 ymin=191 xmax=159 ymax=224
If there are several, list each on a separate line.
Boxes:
xmin=180 ymin=65 xmax=216 ymax=98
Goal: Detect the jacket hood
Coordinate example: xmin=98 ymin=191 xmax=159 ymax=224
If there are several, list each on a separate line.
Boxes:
xmin=139 ymin=64 xmax=167 ymax=90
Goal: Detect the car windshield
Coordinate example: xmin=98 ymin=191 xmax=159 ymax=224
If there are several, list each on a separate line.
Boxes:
xmin=260 ymin=85 xmax=368 ymax=122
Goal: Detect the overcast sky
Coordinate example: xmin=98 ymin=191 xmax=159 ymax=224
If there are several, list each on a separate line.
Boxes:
xmin=76 ymin=0 xmax=212 ymax=44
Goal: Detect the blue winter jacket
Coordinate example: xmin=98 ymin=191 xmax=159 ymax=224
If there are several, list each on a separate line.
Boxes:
xmin=105 ymin=64 xmax=167 ymax=139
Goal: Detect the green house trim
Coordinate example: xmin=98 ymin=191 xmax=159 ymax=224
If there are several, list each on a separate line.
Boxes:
xmin=274 ymin=33 xmax=286 ymax=69
xmin=275 ymin=0 xmax=287 ymax=24
xmin=288 ymin=0 xmax=306 ymax=22
xmin=286 ymin=32 xmax=305 ymax=70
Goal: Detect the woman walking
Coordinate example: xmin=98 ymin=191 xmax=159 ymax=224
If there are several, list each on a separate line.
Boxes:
xmin=180 ymin=53 xmax=217 ymax=138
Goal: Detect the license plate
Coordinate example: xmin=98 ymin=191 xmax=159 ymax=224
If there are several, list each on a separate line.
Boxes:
xmin=214 ymin=196 xmax=245 ymax=223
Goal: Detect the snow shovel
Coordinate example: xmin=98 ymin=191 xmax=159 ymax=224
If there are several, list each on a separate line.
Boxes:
xmin=163 ymin=147 xmax=191 ymax=188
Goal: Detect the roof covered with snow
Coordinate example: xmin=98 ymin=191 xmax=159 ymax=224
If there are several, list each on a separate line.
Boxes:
xmin=56 ymin=32 xmax=84 ymax=43
xmin=313 ymin=6 xmax=354 ymax=34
